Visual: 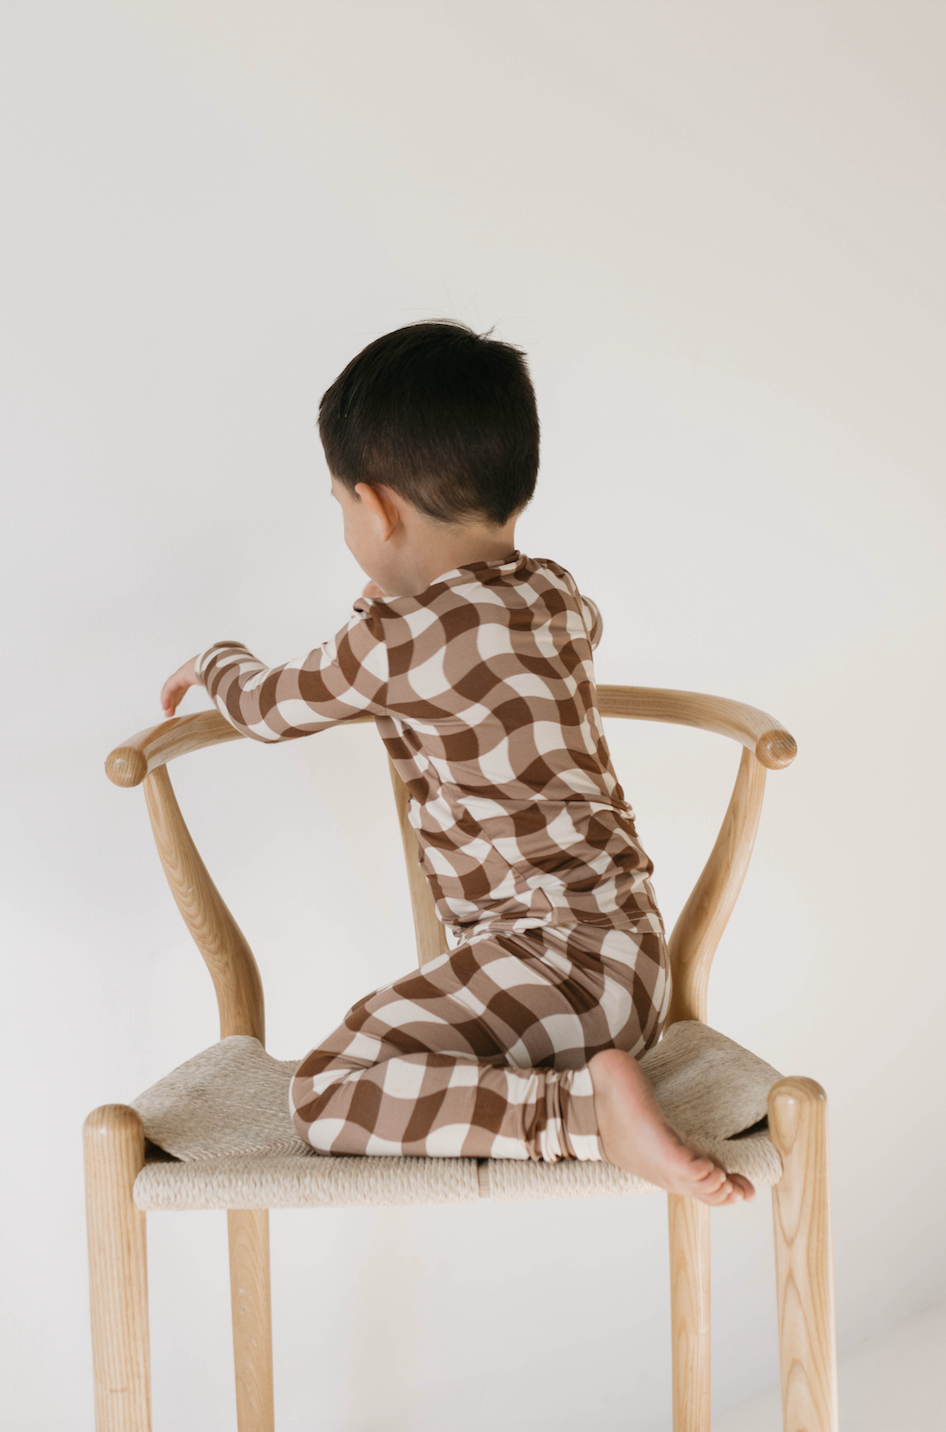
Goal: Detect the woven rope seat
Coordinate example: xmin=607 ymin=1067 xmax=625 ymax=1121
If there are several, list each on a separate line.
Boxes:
xmin=131 ymin=1022 xmax=784 ymax=1211
xmin=135 ymin=1140 xmax=783 ymax=1213
xmin=135 ymin=1137 xmax=783 ymax=1213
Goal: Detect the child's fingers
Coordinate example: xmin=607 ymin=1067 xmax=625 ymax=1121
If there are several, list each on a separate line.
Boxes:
xmin=160 ymin=683 xmax=180 ymax=718
xmin=160 ymin=658 xmax=198 ymax=718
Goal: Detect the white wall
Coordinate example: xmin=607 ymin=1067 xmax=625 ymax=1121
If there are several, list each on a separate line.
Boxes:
xmin=2 ymin=2 xmax=944 ymax=1428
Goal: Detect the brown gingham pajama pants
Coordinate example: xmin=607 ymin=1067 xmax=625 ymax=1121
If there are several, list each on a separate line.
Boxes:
xmin=290 ymin=916 xmax=668 ymax=1162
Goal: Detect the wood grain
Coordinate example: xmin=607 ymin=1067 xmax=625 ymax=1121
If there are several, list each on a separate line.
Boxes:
xmin=105 ymin=711 xmax=247 ymax=788
xmin=668 ymin=1195 xmax=711 ymax=1432
xmin=228 ymin=1210 xmax=275 ymax=1432
xmin=388 ymin=756 xmax=451 ymax=967
xmin=597 ymin=685 xmax=796 ymax=770
xmin=106 ymin=709 xmax=376 ymax=787
xmin=769 ymin=1078 xmax=839 ymax=1432
xmin=143 ymin=765 xmax=265 ymax=1042
xmin=665 ymin=747 xmax=768 ymax=1025
xmin=84 ymin=1105 xmax=151 ymax=1432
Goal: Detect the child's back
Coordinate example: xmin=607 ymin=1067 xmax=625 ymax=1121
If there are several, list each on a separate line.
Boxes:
xmin=200 ymin=550 xmax=660 ymax=938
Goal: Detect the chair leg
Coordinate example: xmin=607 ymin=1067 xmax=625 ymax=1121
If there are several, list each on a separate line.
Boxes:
xmin=769 ymin=1078 xmax=839 ymax=1432
xmin=84 ymin=1105 xmax=152 ymax=1432
xmin=228 ymin=1208 xmax=275 ymax=1432
xmin=668 ymin=1194 xmax=711 ymax=1432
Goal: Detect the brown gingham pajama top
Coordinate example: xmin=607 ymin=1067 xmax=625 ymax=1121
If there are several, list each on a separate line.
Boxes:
xmin=197 ymin=552 xmax=670 ymax=1162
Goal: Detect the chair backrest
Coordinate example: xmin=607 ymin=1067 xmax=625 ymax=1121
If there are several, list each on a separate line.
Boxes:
xmin=106 ymin=688 xmax=795 ymax=1046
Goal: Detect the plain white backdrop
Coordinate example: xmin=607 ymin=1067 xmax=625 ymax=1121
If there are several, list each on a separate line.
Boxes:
xmin=1 ymin=2 xmax=944 ymax=1428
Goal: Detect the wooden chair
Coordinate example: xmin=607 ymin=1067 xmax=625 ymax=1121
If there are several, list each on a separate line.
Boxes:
xmin=85 ymin=687 xmax=838 ymax=1432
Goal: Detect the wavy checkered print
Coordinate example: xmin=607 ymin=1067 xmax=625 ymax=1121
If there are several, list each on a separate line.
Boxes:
xmin=197 ymin=551 xmax=670 ymax=1160
xmin=290 ymin=921 xmax=667 ymax=1162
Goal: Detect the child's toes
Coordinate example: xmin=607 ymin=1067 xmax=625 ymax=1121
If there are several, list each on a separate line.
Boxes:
xmin=690 ymin=1160 xmax=728 ymax=1192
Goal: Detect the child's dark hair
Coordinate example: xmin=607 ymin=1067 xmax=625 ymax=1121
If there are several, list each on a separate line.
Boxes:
xmin=319 ymin=320 xmax=539 ymax=525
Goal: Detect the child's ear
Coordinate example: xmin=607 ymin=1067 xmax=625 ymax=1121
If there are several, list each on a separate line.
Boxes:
xmin=355 ymin=482 xmax=400 ymax=541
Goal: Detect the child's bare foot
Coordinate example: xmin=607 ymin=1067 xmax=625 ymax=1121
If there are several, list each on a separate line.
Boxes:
xmin=588 ymin=1049 xmax=755 ymax=1206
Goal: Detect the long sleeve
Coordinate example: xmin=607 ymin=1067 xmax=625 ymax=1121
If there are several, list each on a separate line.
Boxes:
xmin=195 ymin=608 xmax=390 ymax=742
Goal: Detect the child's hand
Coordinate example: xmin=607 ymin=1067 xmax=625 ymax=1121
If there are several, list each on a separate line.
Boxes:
xmin=160 ymin=656 xmax=200 ymax=719
xmin=361 ymin=581 xmax=385 ymax=599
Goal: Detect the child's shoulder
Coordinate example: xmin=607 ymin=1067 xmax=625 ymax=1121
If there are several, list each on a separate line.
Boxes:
xmin=349 ymin=552 xmax=596 ymax=658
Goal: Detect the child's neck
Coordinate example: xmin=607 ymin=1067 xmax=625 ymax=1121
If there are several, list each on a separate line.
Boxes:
xmin=384 ymin=514 xmax=518 ymax=597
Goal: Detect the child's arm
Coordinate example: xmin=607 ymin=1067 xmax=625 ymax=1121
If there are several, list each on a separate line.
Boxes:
xmin=159 ymin=606 xmax=389 ymax=742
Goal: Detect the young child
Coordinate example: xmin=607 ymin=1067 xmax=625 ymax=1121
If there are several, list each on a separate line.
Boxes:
xmin=161 ymin=321 xmax=753 ymax=1206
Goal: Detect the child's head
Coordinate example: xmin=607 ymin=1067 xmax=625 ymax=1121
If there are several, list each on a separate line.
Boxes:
xmin=319 ymin=320 xmax=539 ymax=528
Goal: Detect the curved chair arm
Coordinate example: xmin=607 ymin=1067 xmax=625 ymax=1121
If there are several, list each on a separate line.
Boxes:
xmin=106 ymin=711 xmax=247 ymax=787
xmin=106 ymin=709 xmax=375 ymax=787
xmin=106 ymin=689 xmax=793 ymax=787
xmin=596 ymin=686 xmax=796 ymax=770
